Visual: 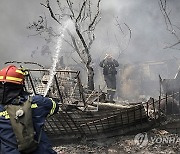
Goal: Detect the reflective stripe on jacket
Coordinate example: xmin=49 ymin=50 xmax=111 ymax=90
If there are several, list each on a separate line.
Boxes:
xmin=0 ymin=94 xmax=59 ymax=154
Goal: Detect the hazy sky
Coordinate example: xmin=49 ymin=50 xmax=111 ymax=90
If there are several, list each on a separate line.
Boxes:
xmin=0 ymin=0 xmax=180 ymax=67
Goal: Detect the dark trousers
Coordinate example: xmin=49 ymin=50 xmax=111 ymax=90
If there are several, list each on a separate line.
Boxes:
xmin=104 ymin=74 xmax=116 ymax=101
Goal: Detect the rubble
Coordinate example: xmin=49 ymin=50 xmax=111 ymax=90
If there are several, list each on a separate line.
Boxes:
xmin=9 ymin=63 xmax=179 ymax=154
xmin=53 ymin=128 xmax=180 ymax=154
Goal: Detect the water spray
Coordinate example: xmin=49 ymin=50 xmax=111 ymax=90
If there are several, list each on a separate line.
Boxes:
xmin=44 ymin=20 xmax=70 ymax=96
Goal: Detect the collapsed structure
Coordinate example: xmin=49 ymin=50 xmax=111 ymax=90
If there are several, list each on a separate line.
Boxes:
xmin=20 ymin=63 xmax=180 ymax=142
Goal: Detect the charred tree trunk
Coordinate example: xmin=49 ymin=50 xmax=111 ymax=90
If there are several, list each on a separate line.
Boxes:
xmin=87 ymin=65 xmax=94 ymax=91
xmin=28 ymin=0 xmax=101 ymax=91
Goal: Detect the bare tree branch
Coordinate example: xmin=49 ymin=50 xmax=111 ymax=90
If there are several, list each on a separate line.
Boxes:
xmin=159 ymin=0 xmax=180 ymax=49
xmin=114 ymin=16 xmax=124 ymax=34
xmin=159 ymin=0 xmax=179 ymax=38
xmin=114 ymin=17 xmax=132 ymax=59
xmin=124 ymin=22 xmax=132 ymax=45
xmin=28 ymin=0 xmax=102 ymax=91
xmin=164 ymin=41 xmax=180 ymax=49
xmin=76 ymin=0 xmax=87 ymax=22
xmin=88 ymin=0 xmax=101 ymax=31
xmin=67 ymin=29 xmax=87 ymax=64
xmin=66 ymin=0 xmax=75 ymax=19
xmin=41 ymin=0 xmax=61 ymax=25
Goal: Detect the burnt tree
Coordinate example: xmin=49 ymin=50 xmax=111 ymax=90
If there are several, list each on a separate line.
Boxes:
xmin=28 ymin=0 xmax=101 ymax=91
xmin=159 ymin=0 xmax=180 ymax=50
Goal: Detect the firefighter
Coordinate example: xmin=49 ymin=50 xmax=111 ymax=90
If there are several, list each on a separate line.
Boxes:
xmin=99 ymin=54 xmax=119 ymax=102
xmin=0 ymin=65 xmax=59 ymax=154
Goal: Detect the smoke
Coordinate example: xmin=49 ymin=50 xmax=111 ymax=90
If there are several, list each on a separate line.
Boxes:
xmin=0 ymin=0 xmax=179 ymax=64
xmin=1 ymin=0 xmax=180 ymax=100
xmin=92 ymin=0 xmax=180 ymax=63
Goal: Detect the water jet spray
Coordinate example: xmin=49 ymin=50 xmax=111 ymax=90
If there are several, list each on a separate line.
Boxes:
xmin=44 ymin=20 xmax=71 ymax=97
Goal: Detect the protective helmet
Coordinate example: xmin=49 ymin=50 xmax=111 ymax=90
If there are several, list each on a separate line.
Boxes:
xmin=0 ymin=65 xmax=25 ymax=84
xmin=105 ymin=53 xmax=112 ymax=59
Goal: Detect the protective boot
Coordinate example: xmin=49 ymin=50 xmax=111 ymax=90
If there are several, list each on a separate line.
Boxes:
xmin=107 ymin=90 xmax=115 ymax=103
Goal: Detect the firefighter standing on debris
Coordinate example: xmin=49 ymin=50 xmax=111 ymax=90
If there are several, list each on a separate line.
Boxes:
xmin=0 ymin=65 xmax=59 ymax=154
xmin=99 ymin=54 xmax=119 ymax=102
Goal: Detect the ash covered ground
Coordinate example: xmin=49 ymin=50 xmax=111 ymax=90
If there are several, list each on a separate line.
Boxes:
xmin=53 ymin=128 xmax=180 ymax=154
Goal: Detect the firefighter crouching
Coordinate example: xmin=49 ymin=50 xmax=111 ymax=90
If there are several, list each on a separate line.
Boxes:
xmin=100 ymin=54 xmax=119 ymax=102
xmin=0 ymin=65 xmax=59 ymax=154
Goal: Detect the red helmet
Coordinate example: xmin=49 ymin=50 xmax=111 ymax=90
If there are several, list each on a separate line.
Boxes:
xmin=0 ymin=65 xmax=25 ymax=84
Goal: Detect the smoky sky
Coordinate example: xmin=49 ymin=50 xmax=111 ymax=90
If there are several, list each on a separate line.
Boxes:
xmin=0 ymin=0 xmax=180 ymax=68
